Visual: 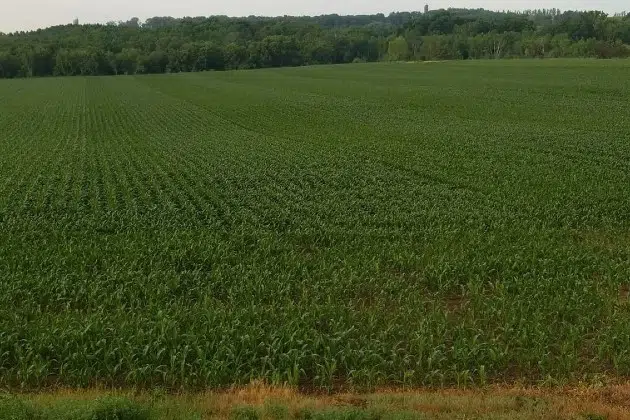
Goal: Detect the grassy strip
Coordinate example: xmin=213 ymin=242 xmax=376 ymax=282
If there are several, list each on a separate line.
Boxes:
xmin=3 ymin=383 xmax=629 ymax=419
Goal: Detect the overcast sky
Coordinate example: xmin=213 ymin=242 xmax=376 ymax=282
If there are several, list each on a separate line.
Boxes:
xmin=1 ymin=0 xmax=627 ymax=33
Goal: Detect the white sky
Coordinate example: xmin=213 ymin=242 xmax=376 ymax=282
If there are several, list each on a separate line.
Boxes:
xmin=1 ymin=0 xmax=627 ymax=33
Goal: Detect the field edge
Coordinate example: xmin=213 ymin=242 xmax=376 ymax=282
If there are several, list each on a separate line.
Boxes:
xmin=4 ymin=382 xmax=630 ymax=419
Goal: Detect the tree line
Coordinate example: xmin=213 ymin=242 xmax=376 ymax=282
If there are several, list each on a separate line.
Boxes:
xmin=1 ymin=8 xmax=629 ymax=78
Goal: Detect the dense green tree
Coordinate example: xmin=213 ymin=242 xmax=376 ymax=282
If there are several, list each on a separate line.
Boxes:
xmin=143 ymin=50 xmax=169 ymax=73
xmin=115 ymin=48 xmax=141 ymax=74
xmin=197 ymin=42 xmax=226 ymax=70
xmin=0 ymin=8 xmax=629 ymax=79
xmin=223 ymin=43 xmax=248 ymax=69
xmin=387 ymin=36 xmax=410 ymax=61
xmin=0 ymin=52 xmax=21 ymax=77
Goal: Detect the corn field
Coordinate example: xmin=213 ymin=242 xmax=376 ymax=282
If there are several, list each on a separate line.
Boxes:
xmin=1 ymin=60 xmax=630 ymax=390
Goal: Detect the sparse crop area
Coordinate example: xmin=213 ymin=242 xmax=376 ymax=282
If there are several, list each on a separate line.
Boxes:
xmin=1 ymin=60 xmax=630 ymax=391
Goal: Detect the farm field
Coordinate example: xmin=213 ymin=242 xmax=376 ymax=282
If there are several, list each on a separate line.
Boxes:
xmin=1 ymin=60 xmax=630 ymax=391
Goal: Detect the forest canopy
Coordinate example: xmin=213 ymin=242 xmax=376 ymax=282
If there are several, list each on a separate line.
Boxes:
xmin=1 ymin=8 xmax=629 ymax=78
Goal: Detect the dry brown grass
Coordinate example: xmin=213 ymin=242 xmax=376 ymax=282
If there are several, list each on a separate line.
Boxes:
xmin=20 ymin=381 xmax=630 ymax=419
